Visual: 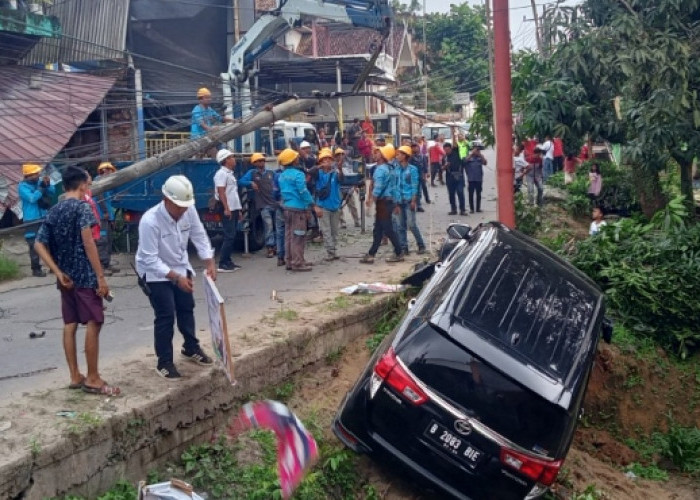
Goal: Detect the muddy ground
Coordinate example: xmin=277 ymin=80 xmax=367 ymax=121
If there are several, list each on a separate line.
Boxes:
xmin=279 ymin=333 xmax=700 ymax=499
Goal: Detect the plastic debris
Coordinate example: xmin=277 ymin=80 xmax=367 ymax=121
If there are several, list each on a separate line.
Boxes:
xmin=624 ymin=470 xmax=638 ymax=480
xmin=138 ymin=479 xmax=205 ymax=500
xmin=0 ymin=421 xmax=11 ymax=432
xmin=56 ymin=411 xmax=77 ymax=418
xmin=29 ymin=331 xmax=46 ymax=339
xmin=340 ymin=282 xmax=409 ymax=295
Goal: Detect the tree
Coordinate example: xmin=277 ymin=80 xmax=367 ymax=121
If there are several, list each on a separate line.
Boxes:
xmin=541 ymin=0 xmax=700 ymax=216
xmin=476 ymin=0 xmax=700 ymax=217
xmin=423 ymin=3 xmax=489 ymax=111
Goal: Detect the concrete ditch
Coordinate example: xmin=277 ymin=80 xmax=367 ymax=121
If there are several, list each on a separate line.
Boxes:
xmin=1 ymin=295 xmax=397 ymax=500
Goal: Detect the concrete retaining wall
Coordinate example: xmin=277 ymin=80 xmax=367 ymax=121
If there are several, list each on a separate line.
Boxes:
xmin=2 ymin=297 xmax=395 ymax=499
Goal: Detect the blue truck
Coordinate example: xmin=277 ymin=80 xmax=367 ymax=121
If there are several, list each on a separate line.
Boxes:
xmin=110 ymin=159 xmax=268 ymax=252
xmin=109 ymin=157 xmax=365 ymax=252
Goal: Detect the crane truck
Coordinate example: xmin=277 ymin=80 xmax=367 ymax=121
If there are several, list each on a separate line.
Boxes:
xmin=111 ymin=0 xmax=392 ymax=252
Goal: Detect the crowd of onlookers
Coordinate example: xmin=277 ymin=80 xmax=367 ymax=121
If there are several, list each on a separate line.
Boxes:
xmin=512 ymin=135 xmax=606 ymax=235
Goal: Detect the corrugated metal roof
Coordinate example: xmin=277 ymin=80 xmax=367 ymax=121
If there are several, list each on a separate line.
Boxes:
xmin=0 ymin=67 xmax=117 ymax=211
xmin=21 ymin=0 xmax=129 ymax=65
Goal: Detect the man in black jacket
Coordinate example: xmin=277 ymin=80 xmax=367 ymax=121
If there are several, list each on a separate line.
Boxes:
xmin=442 ymin=143 xmax=467 ymax=216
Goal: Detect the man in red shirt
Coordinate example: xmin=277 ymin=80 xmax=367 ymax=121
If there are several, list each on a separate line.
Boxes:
xmin=428 ymin=134 xmax=446 ymax=186
xmin=357 ymin=131 xmax=373 ymax=162
xmin=553 ymin=136 xmax=564 ymax=173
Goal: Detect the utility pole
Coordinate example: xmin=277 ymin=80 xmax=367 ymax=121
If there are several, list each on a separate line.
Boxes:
xmin=422 ymin=0 xmax=428 ymax=113
xmin=493 ymin=0 xmax=515 ymax=227
xmin=485 ymin=0 xmax=497 ymax=140
xmin=530 ymin=0 xmax=542 ymax=53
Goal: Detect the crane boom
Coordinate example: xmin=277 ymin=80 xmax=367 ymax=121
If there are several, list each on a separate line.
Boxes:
xmin=229 ymin=0 xmax=392 ymax=83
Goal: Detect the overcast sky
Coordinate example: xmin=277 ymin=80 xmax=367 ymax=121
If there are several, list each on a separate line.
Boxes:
xmin=424 ymin=0 xmax=581 ymax=50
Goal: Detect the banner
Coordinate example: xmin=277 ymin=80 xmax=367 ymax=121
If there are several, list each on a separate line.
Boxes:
xmin=203 ymin=275 xmax=235 ymax=384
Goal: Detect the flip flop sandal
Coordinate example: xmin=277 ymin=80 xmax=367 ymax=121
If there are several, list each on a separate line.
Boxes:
xmin=68 ymin=376 xmax=85 ymax=390
xmin=82 ymin=383 xmax=121 ymax=396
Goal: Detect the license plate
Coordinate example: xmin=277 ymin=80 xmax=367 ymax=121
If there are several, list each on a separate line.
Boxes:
xmin=424 ymin=420 xmax=484 ymax=468
xmin=203 ymin=221 xmax=222 ymax=232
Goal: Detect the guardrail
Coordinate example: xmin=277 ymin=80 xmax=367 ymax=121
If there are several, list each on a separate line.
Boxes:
xmin=145 ymin=131 xmax=190 ymax=157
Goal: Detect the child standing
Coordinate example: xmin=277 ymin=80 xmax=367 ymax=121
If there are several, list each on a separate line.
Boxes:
xmin=588 ymin=163 xmax=603 ymax=200
xmin=589 ymin=206 xmax=607 ymax=236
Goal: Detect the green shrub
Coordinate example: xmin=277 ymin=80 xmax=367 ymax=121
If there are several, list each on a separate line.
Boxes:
xmin=660 ymin=424 xmax=700 ymax=474
xmin=571 ymin=196 xmax=700 ymax=357
xmin=560 ymin=160 xmax=638 ymax=217
xmin=514 ymin=193 xmax=541 ymax=236
xmin=0 ymin=251 xmax=19 ymax=282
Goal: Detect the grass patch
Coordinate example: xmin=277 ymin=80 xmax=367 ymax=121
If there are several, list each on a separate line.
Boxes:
xmin=329 ymin=295 xmax=352 ymax=310
xmin=625 ymin=462 xmax=669 ymax=481
xmin=273 ymin=308 xmax=298 ymax=322
xmin=625 ymin=422 xmax=700 ymax=476
xmin=64 ymin=412 xmax=103 ymax=436
xmin=0 ymin=253 xmax=20 ymax=281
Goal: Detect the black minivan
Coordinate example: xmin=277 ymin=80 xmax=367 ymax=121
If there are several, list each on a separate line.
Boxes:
xmin=333 ymin=223 xmax=607 ymax=500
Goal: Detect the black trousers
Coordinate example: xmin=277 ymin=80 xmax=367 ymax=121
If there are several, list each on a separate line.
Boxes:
xmin=447 ymin=181 xmax=465 ymax=212
xmin=468 ymin=181 xmax=483 ymax=212
xmin=368 ymin=199 xmax=401 ymax=256
xmin=219 ymin=211 xmax=238 ymax=266
xmin=147 ymin=281 xmax=200 ymax=367
xmin=26 ymin=236 xmax=41 ymax=271
xmin=418 ymin=174 xmax=430 ymax=205
xmin=430 ymin=162 xmax=443 ymax=185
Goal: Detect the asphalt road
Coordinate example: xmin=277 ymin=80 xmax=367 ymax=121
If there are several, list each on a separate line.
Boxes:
xmin=0 ymin=147 xmax=499 ymax=401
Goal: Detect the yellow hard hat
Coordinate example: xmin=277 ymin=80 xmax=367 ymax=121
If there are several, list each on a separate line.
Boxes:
xmin=22 ymin=163 xmax=42 ymax=176
xmin=378 ymin=144 xmax=396 ymax=161
xmin=317 ymin=148 xmax=334 ymax=161
xmin=278 ymin=148 xmax=299 ymax=166
xmin=250 ymin=153 xmax=266 ymax=163
xmin=197 ymin=87 xmax=211 ymax=98
xmin=397 ymin=145 xmax=413 ymax=157
xmin=98 ymin=161 xmax=116 ymax=173
xmin=333 ymin=148 xmax=345 ymax=156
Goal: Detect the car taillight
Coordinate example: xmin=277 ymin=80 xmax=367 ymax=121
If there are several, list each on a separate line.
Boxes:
xmin=500 ymin=447 xmax=562 ymax=486
xmin=373 ymin=347 xmax=429 ymax=405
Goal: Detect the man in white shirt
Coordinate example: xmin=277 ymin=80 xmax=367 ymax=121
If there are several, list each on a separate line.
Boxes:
xmin=136 ymin=175 xmax=216 ymax=379
xmin=513 ymin=143 xmax=528 ymax=193
xmin=214 ymin=149 xmax=243 ymax=272
xmin=541 ymin=135 xmax=554 ymax=182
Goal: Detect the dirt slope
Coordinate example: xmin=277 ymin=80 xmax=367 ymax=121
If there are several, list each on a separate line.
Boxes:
xmin=284 ymin=335 xmax=700 ymax=499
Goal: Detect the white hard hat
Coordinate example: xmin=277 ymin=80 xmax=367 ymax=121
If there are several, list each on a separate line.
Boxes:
xmin=162 ymin=175 xmax=195 ymax=208
xmin=299 ymin=141 xmax=311 ymax=149
xmin=216 ymin=148 xmax=235 ymax=164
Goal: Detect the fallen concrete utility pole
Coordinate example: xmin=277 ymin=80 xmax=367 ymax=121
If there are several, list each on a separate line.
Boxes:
xmin=0 ymin=97 xmax=318 ymax=237
xmin=91 ymin=97 xmax=318 ymax=196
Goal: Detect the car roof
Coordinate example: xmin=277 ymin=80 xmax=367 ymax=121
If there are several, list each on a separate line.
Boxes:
xmin=433 ymin=223 xmax=604 ymax=408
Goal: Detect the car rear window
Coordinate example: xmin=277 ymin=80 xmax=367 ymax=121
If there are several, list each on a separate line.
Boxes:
xmin=455 ymin=248 xmax=598 ymax=381
xmin=402 ymin=324 xmax=571 ymax=457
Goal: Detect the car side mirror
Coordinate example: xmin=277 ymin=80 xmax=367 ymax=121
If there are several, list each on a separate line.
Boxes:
xmin=447 ymin=223 xmax=472 ymax=240
xmin=601 ymin=317 xmax=613 ymax=344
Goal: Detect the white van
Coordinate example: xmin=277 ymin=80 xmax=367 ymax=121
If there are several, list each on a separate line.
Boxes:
xmin=260 ymin=120 xmax=318 ymax=154
xmin=422 ymin=121 xmax=483 ymax=149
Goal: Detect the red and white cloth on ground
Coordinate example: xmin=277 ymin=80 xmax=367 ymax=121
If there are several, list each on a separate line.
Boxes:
xmin=234 ymin=400 xmax=319 ymax=499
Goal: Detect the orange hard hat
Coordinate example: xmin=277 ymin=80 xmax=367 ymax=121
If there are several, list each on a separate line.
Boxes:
xmin=98 ymin=161 xmax=116 ymax=173
xmin=250 ymin=153 xmax=266 ymax=163
xmin=397 ymin=145 xmax=413 ymax=157
xmin=197 ymin=87 xmax=211 ymax=98
xmin=278 ymin=148 xmax=299 ymax=166
xmin=22 ymin=163 xmax=42 ymax=176
xmin=317 ymin=148 xmax=334 ymax=161
xmin=378 ymin=144 xmax=396 ymax=161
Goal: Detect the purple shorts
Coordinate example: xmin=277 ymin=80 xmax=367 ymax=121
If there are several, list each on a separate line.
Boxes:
xmin=60 ymin=287 xmax=104 ymax=325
